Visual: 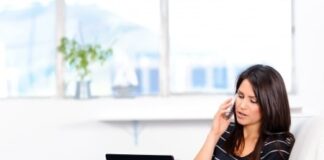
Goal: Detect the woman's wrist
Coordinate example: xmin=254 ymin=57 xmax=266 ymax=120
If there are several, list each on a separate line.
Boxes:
xmin=210 ymin=127 xmax=224 ymax=137
xmin=208 ymin=130 xmax=222 ymax=143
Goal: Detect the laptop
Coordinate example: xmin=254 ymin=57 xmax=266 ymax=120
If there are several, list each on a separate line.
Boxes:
xmin=106 ymin=153 xmax=175 ymax=160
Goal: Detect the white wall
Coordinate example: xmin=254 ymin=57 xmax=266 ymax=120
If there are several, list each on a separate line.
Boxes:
xmin=0 ymin=101 xmax=212 ymax=160
xmin=0 ymin=101 xmax=312 ymax=160
xmin=294 ymin=0 xmax=324 ymax=113
xmin=1 ymin=0 xmax=324 ymax=159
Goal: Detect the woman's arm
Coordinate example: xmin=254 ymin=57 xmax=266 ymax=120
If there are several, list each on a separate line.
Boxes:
xmin=194 ymin=98 xmax=233 ymax=160
xmin=194 ymin=131 xmax=222 ymax=160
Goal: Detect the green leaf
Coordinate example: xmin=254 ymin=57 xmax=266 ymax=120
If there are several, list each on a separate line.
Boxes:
xmin=57 ymin=37 xmax=114 ymax=80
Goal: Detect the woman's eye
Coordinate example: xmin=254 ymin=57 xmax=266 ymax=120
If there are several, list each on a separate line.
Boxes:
xmin=251 ymin=100 xmax=257 ymax=103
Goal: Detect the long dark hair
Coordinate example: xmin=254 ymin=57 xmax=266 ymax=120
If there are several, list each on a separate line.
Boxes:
xmin=224 ymin=64 xmax=294 ymax=160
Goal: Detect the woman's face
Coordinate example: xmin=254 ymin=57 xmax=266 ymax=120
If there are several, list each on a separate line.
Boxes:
xmin=235 ymin=79 xmax=262 ymax=127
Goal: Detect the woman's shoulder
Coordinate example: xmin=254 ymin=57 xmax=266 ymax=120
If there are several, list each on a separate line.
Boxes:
xmin=228 ymin=122 xmax=236 ymax=132
xmin=261 ymin=133 xmax=295 ymax=160
xmin=264 ymin=133 xmax=295 ymax=148
xmin=216 ymin=122 xmax=236 ymax=146
xmin=222 ymin=122 xmax=236 ymax=138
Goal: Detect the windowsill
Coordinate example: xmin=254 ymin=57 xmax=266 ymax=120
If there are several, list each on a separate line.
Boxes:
xmin=0 ymin=95 xmax=305 ymax=122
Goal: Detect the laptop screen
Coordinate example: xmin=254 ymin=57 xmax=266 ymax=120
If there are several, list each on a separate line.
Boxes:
xmin=106 ymin=154 xmax=175 ymax=160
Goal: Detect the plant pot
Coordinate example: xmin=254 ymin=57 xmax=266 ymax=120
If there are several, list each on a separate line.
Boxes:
xmin=75 ymin=80 xmax=91 ymax=99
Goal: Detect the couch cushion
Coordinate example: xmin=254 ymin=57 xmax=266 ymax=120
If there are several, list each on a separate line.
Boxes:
xmin=290 ymin=115 xmax=324 ymax=160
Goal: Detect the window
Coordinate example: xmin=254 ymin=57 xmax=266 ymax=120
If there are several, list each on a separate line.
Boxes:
xmin=64 ymin=0 xmax=160 ymax=97
xmin=0 ymin=0 xmax=56 ymax=98
xmin=0 ymin=0 xmax=293 ymax=98
xmin=169 ymin=0 xmax=293 ymax=94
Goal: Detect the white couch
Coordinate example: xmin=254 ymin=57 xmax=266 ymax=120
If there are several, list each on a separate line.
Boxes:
xmin=290 ymin=114 xmax=324 ymax=160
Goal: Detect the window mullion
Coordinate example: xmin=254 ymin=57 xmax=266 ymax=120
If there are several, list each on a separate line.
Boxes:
xmin=159 ymin=0 xmax=170 ymax=96
xmin=55 ymin=0 xmax=66 ymax=98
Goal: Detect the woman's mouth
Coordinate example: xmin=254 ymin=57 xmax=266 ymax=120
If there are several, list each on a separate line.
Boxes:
xmin=236 ymin=111 xmax=248 ymax=118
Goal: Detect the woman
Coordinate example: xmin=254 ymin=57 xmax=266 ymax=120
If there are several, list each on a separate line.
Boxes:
xmin=195 ymin=64 xmax=295 ymax=160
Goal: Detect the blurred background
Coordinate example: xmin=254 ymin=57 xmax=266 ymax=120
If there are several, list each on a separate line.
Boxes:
xmin=0 ymin=0 xmax=293 ymax=98
xmin=0 ymin=0 xmax=323 ymax=159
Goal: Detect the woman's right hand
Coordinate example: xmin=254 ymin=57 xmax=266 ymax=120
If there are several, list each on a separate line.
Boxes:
xmin=194 ymin=97 xmax=236 ymax=160
xmin=210 ymin=98 xmax=234 ymax=136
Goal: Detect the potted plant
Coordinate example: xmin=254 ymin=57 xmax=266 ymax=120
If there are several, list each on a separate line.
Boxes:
xmin=57 ymin=37 xmax=113 ymax=99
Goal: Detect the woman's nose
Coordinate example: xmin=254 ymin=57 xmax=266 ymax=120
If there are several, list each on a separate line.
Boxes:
xmin=238 ymin=99 xmax=248 ymax=109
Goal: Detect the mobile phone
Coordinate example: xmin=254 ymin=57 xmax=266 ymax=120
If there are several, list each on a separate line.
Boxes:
xmin=225 ymin=94 xmax=237 ymax=119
